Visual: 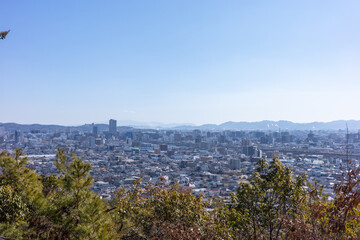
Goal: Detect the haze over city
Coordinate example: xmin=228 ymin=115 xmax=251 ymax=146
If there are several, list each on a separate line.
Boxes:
xmin=2 ymin=0 xmax=360 ymax=125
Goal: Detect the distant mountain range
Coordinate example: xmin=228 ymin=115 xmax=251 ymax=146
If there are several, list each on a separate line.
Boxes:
xmin=173 ymin=120 xmax=360 ymax=131
xmin=1 ymin=120 xmax=360 ymax=132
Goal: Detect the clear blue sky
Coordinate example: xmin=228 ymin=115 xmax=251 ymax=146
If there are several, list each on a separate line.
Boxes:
xmin=1 ymin=0 xmax=360 ymax=125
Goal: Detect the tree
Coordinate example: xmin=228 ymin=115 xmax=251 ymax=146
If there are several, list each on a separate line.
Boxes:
xmin=284 ymin=164 xmax=360 ymax=239
xmin=0 ymin=148 xmax=115 ymax=240
xmin=0 ymin=185 xmax=28 ymax=223
xmin=0 ymin=30 xmax=10 ymax=40
xmin=112 ymin=179 xmax=226 ymax=239
xmin=221 ymin=158 xmax=307 ymax=239
xmin=32 ymin=148 xmax=116 ymax=239
xmin=0 ymin=149 xmax=43 ymax=214
xmin=0 ymin=149 xmax=44 ymax=239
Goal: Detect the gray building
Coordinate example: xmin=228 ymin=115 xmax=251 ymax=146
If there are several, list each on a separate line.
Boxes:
xmin=230 ymin=158 xmax=241 ymax=170
xmin=92 ymin=124 xmax=98 ymax=135
xmin=109 ymin=119 xmax=117 ymax=134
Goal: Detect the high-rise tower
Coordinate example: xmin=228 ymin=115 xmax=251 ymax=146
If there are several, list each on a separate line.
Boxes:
xmin=92 ymin=123 xmax=98 ymax=135
xmin=109 ymin=119 xmax=117 ymax=134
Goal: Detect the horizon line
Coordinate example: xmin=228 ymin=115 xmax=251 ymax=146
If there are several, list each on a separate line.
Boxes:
xmin=1 ymin=119 xmax=359 ymax=128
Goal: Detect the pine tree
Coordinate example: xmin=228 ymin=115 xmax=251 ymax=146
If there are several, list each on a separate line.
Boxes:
xmin=220 ymin=158 xmax=307 ymax=239
xmin=41 ymin=148 xmax=115 ymax=239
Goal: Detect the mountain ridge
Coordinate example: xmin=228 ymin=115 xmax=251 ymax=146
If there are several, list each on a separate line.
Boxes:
xmin=1 ymin=120 xmax=360 ymax=131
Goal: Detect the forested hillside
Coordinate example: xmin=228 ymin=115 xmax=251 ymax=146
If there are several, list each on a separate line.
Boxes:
xmin=1 ymin=149 xmax=360 ymax=239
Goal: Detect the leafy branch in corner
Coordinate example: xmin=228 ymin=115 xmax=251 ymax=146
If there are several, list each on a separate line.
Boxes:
xmin=0 ymin=30 xmax=10 ymax=40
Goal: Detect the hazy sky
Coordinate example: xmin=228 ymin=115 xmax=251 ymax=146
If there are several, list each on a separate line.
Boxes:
xmin=1 ymin=1 xmax=360 ymax=125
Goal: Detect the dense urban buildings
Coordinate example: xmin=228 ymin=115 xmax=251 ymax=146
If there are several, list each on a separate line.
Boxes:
xmin=0 ymin=120 xmax=358 ymax=201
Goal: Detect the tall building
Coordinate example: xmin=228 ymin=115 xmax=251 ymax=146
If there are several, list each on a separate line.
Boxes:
xmin=0 ymin=126 xmax=4 ymax=136
xmin=14 ymin=130 xmax=23 ymax=143
xmin=160 ymin=144 xmax=168 ymax=151
xmin=92 ymin=123 xmax=98 ymax=135
xmin=89 ymin=136 xmax=95 ymax=147
xmin=230 ymin=158 xmax=241 ymax=170
xmin=109 ymin=119 xmax=117 ymax=134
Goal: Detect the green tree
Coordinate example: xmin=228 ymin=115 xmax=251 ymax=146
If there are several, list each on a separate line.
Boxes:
xmin=0 ymin=149 xmax=44 ymax=206
xmin=112 ymin=180 xmax=226 ymax=239
xmin=36 ymin=148 xmax=115 ymax=239
xmin=0 ymin=30 xmax=10 ymax=39
xmin=0 ymin=185 xmax=27 ymax=223
xmin=221 ymin=158 xmax=307 ymax=239
xmin=0 ymin=148 xmax=115 ymax=240
xmin=0 ymin=149 xmax=45 ymax=239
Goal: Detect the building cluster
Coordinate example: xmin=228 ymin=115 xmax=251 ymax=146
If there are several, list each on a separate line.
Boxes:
xmin=1 ymin=120 xmax=359 ymax=201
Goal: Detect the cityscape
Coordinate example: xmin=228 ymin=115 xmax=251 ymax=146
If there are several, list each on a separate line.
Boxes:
xmin=2 ymin=1 xmax=360 ymax=239
xmin=1 ymin=119 xmax=358 ymax=201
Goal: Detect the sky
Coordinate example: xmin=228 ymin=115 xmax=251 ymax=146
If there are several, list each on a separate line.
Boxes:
xmin=1 ymin=0 xmax=360 ymax=126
